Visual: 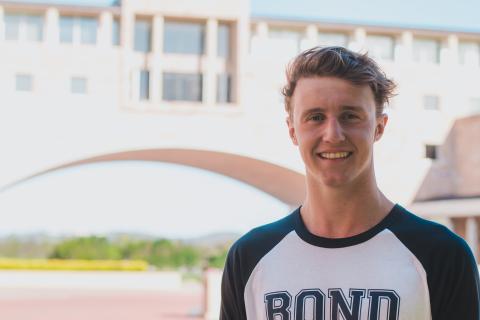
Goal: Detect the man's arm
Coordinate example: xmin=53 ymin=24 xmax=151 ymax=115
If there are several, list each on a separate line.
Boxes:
xmin=220 ymin=244 xmax=247 ymax=320
xmin=430 ymin=237 xmax=480 ymax=320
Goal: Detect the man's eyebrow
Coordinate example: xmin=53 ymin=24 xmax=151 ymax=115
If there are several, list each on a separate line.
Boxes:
xmin=300 ymin=107 xmax=325 ymax=118
xmin=301 ymin=107 xmax=325 ymax=115
xmin=342 ymin=105 xmax=364 ymax=111
xmin=301 ymin=105 xmax=365 ymax=116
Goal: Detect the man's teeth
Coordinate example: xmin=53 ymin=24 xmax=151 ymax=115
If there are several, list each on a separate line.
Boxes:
xmin=320 ymin=152 xmax=350 ymax=159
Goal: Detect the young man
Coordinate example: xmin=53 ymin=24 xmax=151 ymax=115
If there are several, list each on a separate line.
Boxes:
xmin=220 ymin=47 xmax=480 ymax=319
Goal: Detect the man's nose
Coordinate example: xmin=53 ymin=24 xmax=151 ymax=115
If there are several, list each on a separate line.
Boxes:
xmin=323 ymin=118 xmax=346 ymax=143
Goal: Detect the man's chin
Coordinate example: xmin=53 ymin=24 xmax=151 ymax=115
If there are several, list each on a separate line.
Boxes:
xmin=313 ymin=174 xmax=350 ymax=188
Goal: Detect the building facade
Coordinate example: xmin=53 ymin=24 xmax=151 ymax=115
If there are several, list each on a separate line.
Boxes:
xmin=1 ymin=0 xmax=480 ymax=255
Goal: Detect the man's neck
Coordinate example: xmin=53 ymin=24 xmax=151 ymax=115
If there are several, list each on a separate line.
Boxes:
xmin=300 ymin=174 xmax=394 ymax=239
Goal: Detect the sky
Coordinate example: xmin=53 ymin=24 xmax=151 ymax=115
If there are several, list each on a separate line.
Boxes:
xmin=0 ymin=162 xmax=288 ymax=238
xmin=2 ymin=0 xmax=479 ymax=238
xmin=251 ymin=0 xmax=480 ymax=33
xmin=7 ymin=0 xmax=480 ymax=32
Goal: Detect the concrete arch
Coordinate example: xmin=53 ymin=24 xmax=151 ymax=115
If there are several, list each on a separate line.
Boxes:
xmin=1 ymin=149 xmax=306 ymax=207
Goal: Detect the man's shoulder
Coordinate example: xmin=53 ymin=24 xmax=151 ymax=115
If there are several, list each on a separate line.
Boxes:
xmin=231 ymin=208 xmax=298 ymax=255
xmin=390 ymin=207 xmax=480 ymax=319
xmin=389 ymin=204 xmax=473 ymax=263
xmin=225 ymin=208 xmax=298 ymax=278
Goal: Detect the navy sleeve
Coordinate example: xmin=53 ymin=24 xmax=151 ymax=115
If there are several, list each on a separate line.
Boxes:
xmin=220 ymin=242 xmax=247 ymax=320
xmin=428 ymin=233 xmax=480 ymax=320
xmin=389 ymin=206 xmax=480 ymax=320
xmin=220 ymin=211 xmax=297 ymax=319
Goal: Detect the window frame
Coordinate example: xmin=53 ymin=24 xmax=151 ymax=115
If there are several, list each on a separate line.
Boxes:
xmin=59 ymin=15 xmax=98 ymax=45
xmin=162 ymin=72 xmax=203 ymax=102
xmin=425 ymin=144 xmax=438 ymax=160
xmin=413 ymin=37 xmax=441 ymax=64
xmin=365 ymin=33 xmax=395 ymax=61
xmin=15 ymin=73 xmax=33 ymax=92
xmin=139 ymin=70 xmax=150 ymax=101
xmin=423 ymin=95 xmax=440 ymax=111
xmin=163 ymin=19 xmax=206 ymax=55
xmin=4 ymin=12 xmax=44 ymax=42
xmin=70 ymin=76 xmax=88 ymax=95
xmin=134 ymin=17 xmax=152 ymax=53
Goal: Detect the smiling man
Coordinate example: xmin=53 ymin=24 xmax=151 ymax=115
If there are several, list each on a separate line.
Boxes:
xmin=220 ymin=47 xmax=480 ymax=320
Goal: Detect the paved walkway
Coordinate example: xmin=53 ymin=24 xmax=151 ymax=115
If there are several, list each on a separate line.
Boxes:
xmin=0 ymin=288 xmax=203 ymax=320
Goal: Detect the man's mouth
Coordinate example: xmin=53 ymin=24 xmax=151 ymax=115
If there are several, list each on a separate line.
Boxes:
xmin=318 ymin=152 xmax=352 ymax=159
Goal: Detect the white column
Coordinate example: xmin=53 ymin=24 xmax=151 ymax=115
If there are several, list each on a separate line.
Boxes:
xmin=131 ymin=69 xmax=139 ymax=102
xmin=152 ymin=15 xmax=163 ymax=54
xmin=249 ymin=21 xmax=268 ymax=59
xmin=442 ymin=217 xmax=454 ymax=230
xmin=121 ymin=12 xmax=133 ymax=51
xmin=98 ymin=11 xmax=112 ymax=48
xmin=350 ymin=27 xmax=366 ymax=52
xmin=301 ymin=24 xmax=317 ymax=51
xmin=151 ymin=15 xmax=163 ymax=104
xmin=120 ymin=12 xmax=134 ymax=107
xmin=444 ymin=34 xmax=459 ymax=66
xmin=235 ymin=15 xmax=250 ymax=106
xmin=44 ymin=7 xmax=59 ymax=45
xmin=203 ymin=268 xmax=222 ymax=320
xmin=398 ymin=31 xmax=413 ymax=63
xmin=204 ymin=18 xmax=218 ymax=107
xmin=466 ymin=217 xmax=478 ymax=260
xmin=0 ymin=6 xmax=5 ymax=42
xmin=256 ymin=21 xmax=268 ymax=38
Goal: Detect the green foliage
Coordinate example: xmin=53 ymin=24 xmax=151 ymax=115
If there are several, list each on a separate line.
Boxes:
xmin=1 ymin=234 xmax=233 ymax=271
xmin=0 ymin=236 xmax=55 ymax=259
xmin=49 ymin=236 xmax=122 ymax=260
xmin=207 ymin=248 xmax=229 ymax=269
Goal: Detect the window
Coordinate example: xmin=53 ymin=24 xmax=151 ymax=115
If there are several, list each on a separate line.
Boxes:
xmin=139 ymin=70 xmax=150 ymax=101
xmin=318 ymin=32 xmax=349 ymax=47
xmin=163 ymin=73 xmax=202 ymax=102
xmin=164 ymin=21 xmax=205 ymax=55
xmin=112 ymin=18 xmax=120 ymax=46
xmin=413 ymin=38 xmax=440 ymax=64
xmin=4 ymin=13 xmax=43 ymax=42
xmin=425 ymin=145 xmax=437 ymax=160
xmin=15 ymin=74 xmax=33 ymax=92
xmin=59 ymin=16 xmax=74 ymax=43
xmin=459 ymin=41 xmax=480 ymax=66
xmin=71 ymin=77 xmax=87 ymax=94
xmin=59 ymin=16 xmax=97 ymax=44
xmin=217 ymin=73 xmax=231 ymax=103
xmin=217 ymin=23 xmax=231 ymax=58
xmin=423 ymin=95 xmax=440 ymax=110
xmin=469 ymin=98 xmax=480 ymax=114
xmin=134 ymin=19 xmax=151 ymax=53
xmin=25 ymin=15 xmax=43 ymax=41
xmin=269 ymin=27 xmax=302 ymax=53
xmin=4 ymin=13 xmax=20 ymax=40
xmin=79 ymin=17 xmax=97 ymax=44
xmin=366 ymin=35 xmax=395 ymax=60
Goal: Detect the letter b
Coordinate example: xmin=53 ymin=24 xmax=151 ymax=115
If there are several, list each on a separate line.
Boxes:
xmin=264 ymin=291 xmax=292 ymax=320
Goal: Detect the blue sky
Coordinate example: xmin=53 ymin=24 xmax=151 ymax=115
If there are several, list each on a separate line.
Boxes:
xmin=8 ymin=0 xmax=480 ymax=32
xmin=252 ymin=0 xmax=480 ymax=33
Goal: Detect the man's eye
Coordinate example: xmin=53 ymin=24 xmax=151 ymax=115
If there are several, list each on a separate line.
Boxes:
xmin=342 ymin=113 xmax=360 ymax=120
xmin=310 ymin=114 xmax=324 ymax=121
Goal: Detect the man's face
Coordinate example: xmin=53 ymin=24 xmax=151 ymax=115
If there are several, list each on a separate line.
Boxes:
xmin=287 ymin=76 xmax=387 ymax=188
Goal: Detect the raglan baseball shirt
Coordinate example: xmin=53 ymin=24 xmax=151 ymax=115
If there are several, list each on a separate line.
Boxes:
xmin=220 ymin=204 xmax=480 ymax=320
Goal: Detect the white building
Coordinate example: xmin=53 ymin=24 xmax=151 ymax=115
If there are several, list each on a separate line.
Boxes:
xmin=1 ymin=0 xmax=480 ymax=254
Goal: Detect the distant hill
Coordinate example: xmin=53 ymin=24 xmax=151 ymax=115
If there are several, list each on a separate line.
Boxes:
xmin=181 ymin=232 xmax=240 ymax=247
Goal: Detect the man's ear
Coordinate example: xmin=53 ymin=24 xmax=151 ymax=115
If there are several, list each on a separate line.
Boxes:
xmin=374 ymin=113 xmax=388 ymax=142
xmin=286 ymin=116 xmax=298 ymax=145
